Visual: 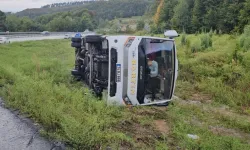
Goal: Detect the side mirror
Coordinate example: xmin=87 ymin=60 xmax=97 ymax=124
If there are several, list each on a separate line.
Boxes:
xmin=164 ymin=30 xmax=179 ymax=39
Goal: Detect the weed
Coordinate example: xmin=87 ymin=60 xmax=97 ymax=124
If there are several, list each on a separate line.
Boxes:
xmin=239 ymin=25 xmax=250 ymax=51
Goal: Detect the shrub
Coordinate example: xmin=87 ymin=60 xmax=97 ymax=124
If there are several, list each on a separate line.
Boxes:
xmin=241 ymin=51 xmax=250 ymax=69
xmin=200 ymin=34 xmax=212 ymax=49
xmin=219 ymin=29 xmax=222 ymax=35
xmin=181 ymin=33 xmax=187 ymax=46
xmin=213 ymin=29 xmax=217 ymax=35
xmin=209 ymin=28 xmax=213 ymax=37
xmin=136 ymin=19 xmax=145 ymax=31
xmin=239 ymin=25 xmax=250 ymax=51
xmin=190 ymin=39 xmax=202 ymax=53
xmin=232 ymin=43 xmax=243 ymax=65
xmin=125 ymin=25 xmax=133 ymax=33
xmin=186 ymin=38 xmax=191 ymax=48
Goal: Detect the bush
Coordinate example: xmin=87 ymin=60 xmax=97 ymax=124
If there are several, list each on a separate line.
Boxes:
xmin=136 ymin=19 xmax=145 ymax=31
xmin=181 ymin=33 xmax=187 ymax=46
xmin=189 ymin=34 xmax=212 ymax=53
xmin=200 ymin=34 xmax=212 ymax=49
xmin=232 ymin=43 xmax=243 ymax=65
xmin=241 ymin=51 xmax=250 ymax=69
xmin=125 ymin=25 xmax=133 ymax=33
xmin=190 ymin=39 xmax=202 ymax=53
xmin=239 ymin=25 xmax=250 ymax=51
xmin=209 ymin=28 xmax=213 ymax=37
xmin=219 ymin=29 xmax=222 ymax=35
xmin=213 ymin=29 xmax=217 ymax=35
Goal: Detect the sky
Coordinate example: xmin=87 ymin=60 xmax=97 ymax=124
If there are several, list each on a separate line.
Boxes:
xmin=0 ymin=0 xmax=79 ymax=12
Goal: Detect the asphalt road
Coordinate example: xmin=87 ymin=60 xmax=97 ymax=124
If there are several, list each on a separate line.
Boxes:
xmin=10 ymin=36 xmax=65 ymax=42
xmin=0 ymin=98 xmax=52 ymax=150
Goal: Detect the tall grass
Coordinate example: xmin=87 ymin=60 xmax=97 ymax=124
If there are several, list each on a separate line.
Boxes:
xmin=176 ymin=34 xmax=250 ymax=110
xmin=0 ymin=40 xmax=134 ymax=149
xmin=239 ymin=25 xmax=250 ymax=51
xmin=188 ymin=33 xmax=213 ymax=53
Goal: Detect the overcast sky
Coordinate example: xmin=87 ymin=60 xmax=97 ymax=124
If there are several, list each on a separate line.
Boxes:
xmin=0 ymin=0 xmax=78 ymax=12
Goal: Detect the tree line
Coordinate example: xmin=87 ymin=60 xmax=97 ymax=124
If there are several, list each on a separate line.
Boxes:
xmin=0 ymin=0 xmax=152 ymax=32
xmin=41 ymin=0 xmax=106 ymax=8
xmin=3 ymin=0 xmax=249 ymax=34
xmin=152 ymin=0 xmax=250 ymax=34
xmin=1 ymin=9 xmax=95 ymax=32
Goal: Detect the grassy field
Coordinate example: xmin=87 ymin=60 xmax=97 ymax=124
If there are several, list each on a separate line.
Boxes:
xmin=0 ymin=36 xmax=250 ymax=149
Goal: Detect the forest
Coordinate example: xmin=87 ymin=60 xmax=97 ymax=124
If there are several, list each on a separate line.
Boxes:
xmin=152 ymin=0 xmax=250 ymax=34
xmin=0 ymin=0 xmax=152 ymax=32
xmin=0 ymin=0 xmax=250 ymax=33
xmin=41 ymin=0 xmax=104 ymax=8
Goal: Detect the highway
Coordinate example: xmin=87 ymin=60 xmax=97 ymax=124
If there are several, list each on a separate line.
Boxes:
xmin=0 ymin=31 xmax=97 ymax=43
xmin=0 ymin=32 xmax=79 ymax=43
xmin=10 ymin=35 xmax=65 ymax=42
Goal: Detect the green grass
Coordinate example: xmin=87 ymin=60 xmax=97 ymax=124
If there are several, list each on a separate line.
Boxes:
xmin=176 ymin=34 xmax=250 ymax=110
xmin=0 ymin=37 xmax=250 ymax=149
xmin=0 ymin=40 xmax=166 ymax=149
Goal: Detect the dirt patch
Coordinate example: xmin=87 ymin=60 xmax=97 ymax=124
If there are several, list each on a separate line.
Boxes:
xmin=132 ymin=107 xmax=168 ymax=120
xmin=209 ymin=126 xmax=250 ymax=144
xmin=154 ymin=120 xmax=170 ymax=135
xmin=210 ymin=106 xmax=250 ymax=123
xmin=116 ymin=119 xmax=162 ymax=149
xmin=190 ymin=93 xmax=212 ymax=103
xmin=133 ymin=108 xmax=157 ymax=116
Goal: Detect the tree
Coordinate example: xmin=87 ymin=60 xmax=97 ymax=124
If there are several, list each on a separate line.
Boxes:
xmin=20 ymin=17 xmax=33 ymax=31
xmin=153 ymin=0 xmax=164 ymax=25
xmin=191 ymin=0 xmax=203 ymax=32
xmin=0 ymin=10 xmax=6 ymax=31
xmin=204 ymin=8 xmax=217 ymax=31
xmin=152 ymin=0 xmax=248 ymax=34
xmin=171 ymin=0 xmax=190 ymax=33
xmin=5 ymin=15 xmax=20 ymax=31
xmin=136 ymin=19 xmax=145 ymax=31
xmin=239 ymin=0 xmax=250 ymax=33
xmin=160 ymin=0 xmax=177 ymax=31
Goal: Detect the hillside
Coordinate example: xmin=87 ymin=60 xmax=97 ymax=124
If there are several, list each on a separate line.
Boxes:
xmin=16 ymin=0 xmax=153 ymax=20
xmin=41 ymin=0 xmax=106 ymax=8
xmin=3 ymin=0 xmax=153 ymax=32
xmin=16 ymin=5 xmax=84 ymax=18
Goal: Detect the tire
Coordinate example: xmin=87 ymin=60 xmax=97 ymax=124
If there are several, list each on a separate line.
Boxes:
xmin=71 ymin=37 xmax=82 ymax=43
xmin=85 ymin=35 xmax=102 ymax=43
xmin=71 ymin=42 xmax=81 ymax=48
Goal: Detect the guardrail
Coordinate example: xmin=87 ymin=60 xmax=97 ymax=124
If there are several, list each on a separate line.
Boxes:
xmin=0 ymin=32 xmax=76 ymax=35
